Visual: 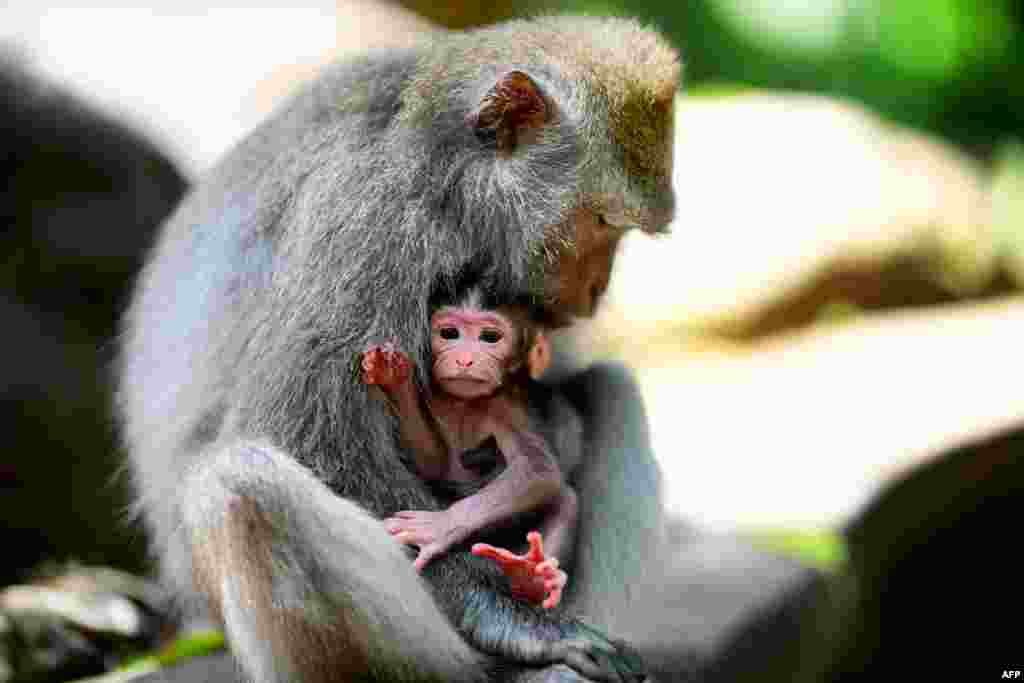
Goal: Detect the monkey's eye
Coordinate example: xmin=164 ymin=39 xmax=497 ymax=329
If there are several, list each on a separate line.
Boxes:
xmin=439 ymin=327 xmax=459 ymax=340
xmin=479 ymin=330 xmax=503 ymax=344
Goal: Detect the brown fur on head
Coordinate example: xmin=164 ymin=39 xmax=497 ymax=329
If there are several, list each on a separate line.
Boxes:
xmin=401 ymin=16 xmax=680 ymax=321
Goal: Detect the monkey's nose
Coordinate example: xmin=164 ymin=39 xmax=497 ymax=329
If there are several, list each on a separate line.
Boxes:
xmin=456 ymin=353 xmax=474 ymax=368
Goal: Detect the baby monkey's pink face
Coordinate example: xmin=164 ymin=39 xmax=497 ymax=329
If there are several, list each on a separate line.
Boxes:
xmin=430 ymin=306 xmax=521 ymax=400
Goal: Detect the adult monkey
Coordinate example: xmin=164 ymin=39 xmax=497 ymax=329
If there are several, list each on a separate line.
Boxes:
xmin=119 ymin=16 xmax=678 ymax=683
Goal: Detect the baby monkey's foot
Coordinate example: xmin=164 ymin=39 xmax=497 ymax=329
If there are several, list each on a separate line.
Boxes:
xmin=385 ymin=510 xmax=462 ymax=572
xmin=362 ymin=342 xmax=412 ymax=388
xmin=473 ymin=531 xmax=568 ymax=609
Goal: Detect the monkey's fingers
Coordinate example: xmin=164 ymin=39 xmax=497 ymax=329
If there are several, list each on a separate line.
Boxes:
xmin=387 ymin=349 xmax=412 ymax=375
xmin=471 ymin=542 xmax=524 ymax=566
xmin=535 ymin=560 xmax=567 ymax=609
xmin=555 ymin=647 xmax=624 ymax=683
xmin=535 ymin=560 xmax=564 ymax=583
xmin=384 ymin=518 xmax=437 ymax=546
xmin=361 ymin=343 xmax=411 ymax=386
xmin=413 ymin=545 xmax=444 ymax=572
xmin=541 ymin=585 xmax=562 ymax=609
xmin=562 ymin=623 xmax=647 ymax=683
xmin=361 ymin=348 xmax=388 ymax=384
xmin=388 ymin=529 xmax=422 ymax=547
xmin=525 ymin=530 xmax=547 ymax=563
xmin=534 ymin=557 xmax=559 ymax=573
xmin=539 ymin=570 xmax=565 ymax=609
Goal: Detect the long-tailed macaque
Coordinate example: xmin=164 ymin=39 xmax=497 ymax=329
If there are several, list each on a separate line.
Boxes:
xmin=119 ymin=15 xmax=679 ymax=683
xmin=363 ymin=288 xmax=579 ymax=609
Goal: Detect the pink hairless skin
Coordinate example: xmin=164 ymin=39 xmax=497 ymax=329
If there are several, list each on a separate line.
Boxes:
xmin=362 ymin=302 xmax=578 ymax=608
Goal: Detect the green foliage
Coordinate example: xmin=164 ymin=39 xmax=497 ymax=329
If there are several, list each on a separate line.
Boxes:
xmin=116 ymin=631 xmax=226 ymax=676
xmin=745 ymin=528 xmax=849 ymax=572
xmin=564 ymin=0 xmax=1023 ymax=154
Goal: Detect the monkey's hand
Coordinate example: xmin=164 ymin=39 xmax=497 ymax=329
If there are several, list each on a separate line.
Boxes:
xmin=470 ymin=533 xmax=645 ymax=681
xmin=384 ymin=509 xmax=468 ymax=572
xmin=472 ymin=531 xmax=567 ymax=609
xmin=551 ymin=621 xmax=647 ymax=683
xmin=362 ymin=343 xmax=412 ymax=389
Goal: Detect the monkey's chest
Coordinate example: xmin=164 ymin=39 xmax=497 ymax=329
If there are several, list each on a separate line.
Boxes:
xmin=429 ymin=400 xmax=505 ymax=481
xmin=426 ymin=436 xmax=504 ymax=502
xmin=438 ymin=428 xmax=502 ymax=483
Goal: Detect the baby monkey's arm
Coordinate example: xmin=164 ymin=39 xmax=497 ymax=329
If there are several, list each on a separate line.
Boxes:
xmin=362 ymin=344 xmax=447 ymax=479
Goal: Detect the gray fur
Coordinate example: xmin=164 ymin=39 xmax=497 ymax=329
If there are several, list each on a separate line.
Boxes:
xmin=118 ymin=16 xmax=680 ymax=683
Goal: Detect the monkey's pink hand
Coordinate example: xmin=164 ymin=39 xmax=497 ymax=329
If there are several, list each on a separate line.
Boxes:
xmin=472 ymin=531 xmax=567 ymax=609
xmin=361 ymin=343 xmax=411 ymax=389
xmin=384 ymin=510 xmax=462 ymax=572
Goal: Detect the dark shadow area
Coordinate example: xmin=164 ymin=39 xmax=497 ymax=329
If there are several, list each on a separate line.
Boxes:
xmin=0 ymin=55 xmax=188 ymax=584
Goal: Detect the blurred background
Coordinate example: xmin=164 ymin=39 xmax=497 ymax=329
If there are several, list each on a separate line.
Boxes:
xmin=1 ymin=1 xmax=1022 ymax=680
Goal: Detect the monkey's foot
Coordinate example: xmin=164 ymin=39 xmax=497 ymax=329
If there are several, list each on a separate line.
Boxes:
xmin=361 ymin=343 xmax=412 ymax=388
xmin=472 ymin=531 xmax=568 ymax=609
xmin=384 ymin=510 xmax=462 ymax=572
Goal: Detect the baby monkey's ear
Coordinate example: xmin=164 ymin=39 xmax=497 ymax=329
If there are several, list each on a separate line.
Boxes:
xmin=467 ymin=70 xmax=548 ymax=152
xmin=527 ymin=332 xmax=551 ymax=381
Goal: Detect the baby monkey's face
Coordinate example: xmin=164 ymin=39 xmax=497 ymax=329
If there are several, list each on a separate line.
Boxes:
xmin=430 ymin=306 xmax=521 ymax=400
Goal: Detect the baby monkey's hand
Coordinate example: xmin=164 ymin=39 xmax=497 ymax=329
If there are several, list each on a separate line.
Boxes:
xmin=362 ymin=343 xmax=412 ymax=389
xmin=473 ymin=531 xmax=568 ymax=609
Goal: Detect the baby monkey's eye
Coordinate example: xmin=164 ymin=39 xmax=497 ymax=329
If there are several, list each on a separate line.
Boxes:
xmin=439 ymin=327 xmax=459 ymax=340
xmin=479 ymin=329 xmax=503 ymax=344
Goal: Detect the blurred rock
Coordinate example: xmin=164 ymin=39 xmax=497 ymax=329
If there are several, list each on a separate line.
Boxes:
xmin=556 ymin=94 xmax=1021 ymax=530
xmin=591 ymin=93 xmax=998 ymax=345
xmin=991 ymin=140 xmax=1024 ymax=286
xmin=0 ymin=566 xmax=166 ymax=683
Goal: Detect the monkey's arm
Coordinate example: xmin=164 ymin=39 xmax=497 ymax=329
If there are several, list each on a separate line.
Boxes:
xmin=473 ymin=426 xmax=565 ymax=527
xmin=386 ymin=425 xmax=563 ymax=570
xmin=392 ymin=390 xmax=449 ymax=480
xmin=536 ymin=485 xmax=578 ymax=567
xmin=363 ymin=344 xmax=448 ymax=479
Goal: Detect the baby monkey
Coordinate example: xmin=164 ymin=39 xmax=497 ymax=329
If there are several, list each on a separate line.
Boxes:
xmin=362 ymin=289 xmax=581 ymax=609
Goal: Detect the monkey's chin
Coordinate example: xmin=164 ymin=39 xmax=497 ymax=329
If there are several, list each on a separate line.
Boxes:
xmin=438 ymin=377 xmax=497 ymax=400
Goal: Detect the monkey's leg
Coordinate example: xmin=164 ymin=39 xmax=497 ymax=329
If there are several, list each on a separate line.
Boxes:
xmin=175 ymin=440 xmax=484 ymax=683
xmin=561 ymin=364 xmax=824 ymax=680
xmin=558 ymin=363 xmax=665 ymax=627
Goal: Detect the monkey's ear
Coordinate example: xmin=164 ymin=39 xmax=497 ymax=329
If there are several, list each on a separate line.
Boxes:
xmin=467 ymin=71 xmax=548 ymax=151
xmin=527 ymin=332 xmax=551 ymax=381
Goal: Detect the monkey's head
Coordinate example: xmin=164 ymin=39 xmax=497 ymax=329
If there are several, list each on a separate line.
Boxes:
xmin=401 ymin=16 xmax=681 ymax=325
xmin=430 ymin=305 xmax=525 ymax=400
xmin=427 ymin=280 xmax=552 ymax=396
